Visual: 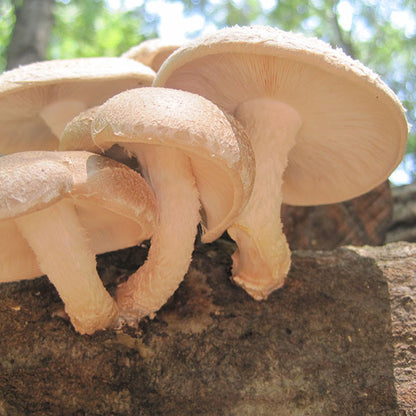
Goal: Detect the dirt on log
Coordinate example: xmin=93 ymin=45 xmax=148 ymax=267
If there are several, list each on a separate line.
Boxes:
xmin=0 ymin=240 xmax=415 ymax=416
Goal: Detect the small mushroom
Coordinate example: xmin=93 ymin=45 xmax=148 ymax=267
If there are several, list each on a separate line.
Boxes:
xmin=122 ymin=38 xmax=181 ymax=72
xmin=0 ymin=151 xmax=157 ymax=334
xmin=85 ymin=87 xmax=254 ymax=321
xmin=60 ymin=106 xmax=139 ymax=170
xmin=155 ymin=25 xmax=408 ymax=299
xmin=0 ymin=57 xmax=155 ymax=154
xmin=59 ymin=106 xmax=103 ymax=154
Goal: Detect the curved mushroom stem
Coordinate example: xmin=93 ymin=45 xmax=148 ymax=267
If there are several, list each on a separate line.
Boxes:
xmin=116 ymin=145 xmax=200 ymax=322
xmin=228 ymin=99 xmax=302 ymax=300
xmin=39 ymin=99 xmax=87 ymax=139
xmin=14 ymin=198 xmax=119 ymax=334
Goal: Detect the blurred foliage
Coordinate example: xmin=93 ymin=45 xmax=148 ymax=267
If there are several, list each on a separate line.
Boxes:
xmin=0 ymin=0 xmax=415 ymax=165
xmin=50 ymin=0 xmax=158 ymax=58
xmin=0 ymin=0 xmax=158 ymax=67
xmin=0 ymin=1 xmax=15 ymax=70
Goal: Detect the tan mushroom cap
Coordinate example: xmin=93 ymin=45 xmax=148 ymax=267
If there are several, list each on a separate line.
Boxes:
xmin=60 ymin=107 xmax=142 ymax=171
xmin=92 ymin=87 xmax=255 ymax=243
xmin=155 ymin=25 xmax=408 ymax=206
xmin=0 ymin=150 xmax=157 ymax=282
xmin=0 ymin=57 xmax=156 ymax=154
xmin=59 ymin=106 xmax=102 ymax=153
xmin=122 ymin=38 xmax=181 ymax=72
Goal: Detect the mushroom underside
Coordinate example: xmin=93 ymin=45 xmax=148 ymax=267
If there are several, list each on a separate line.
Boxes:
xmin=158 ymin=52 xmax=406 ymax=205
xmin=0 ymin=79 xmax=153 ymax=153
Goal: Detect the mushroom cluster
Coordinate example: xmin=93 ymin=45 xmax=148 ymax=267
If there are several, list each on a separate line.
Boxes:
xmin=0 ymin=26 xmax=408 ymax=334
xmin=0 ymin=151 xmax=157 ymax=334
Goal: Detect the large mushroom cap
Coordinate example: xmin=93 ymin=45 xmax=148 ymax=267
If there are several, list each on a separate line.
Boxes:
xmin=122 ymin=38 xmax=181 ymax=71
xmin=0 ymin=150 xmax=157 ymax=282
xmin=92 ymin=87 xmax=255 ymax=243
xmin=155 ymin=25 xmax=408 ymax=206
xmin=0 ymin=57 xmax=155 ymax=154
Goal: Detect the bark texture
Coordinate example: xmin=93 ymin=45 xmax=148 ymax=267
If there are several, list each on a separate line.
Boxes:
xmin=282 ymin=181 xmax=393 ymax=250
xmin=387 ymin=183 xmax=416 ymax=243
xmin=0 ymin=241 xmax=415 ymax=415
xmin=6 ymin=0 xmax=55 ymax=70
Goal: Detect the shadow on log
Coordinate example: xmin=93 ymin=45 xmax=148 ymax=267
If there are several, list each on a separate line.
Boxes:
xmin=0 ymin=240 xmax=415 ymax=415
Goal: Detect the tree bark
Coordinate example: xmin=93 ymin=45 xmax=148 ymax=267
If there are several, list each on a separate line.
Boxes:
xmin=6 ymin=0 xmax=55 ymax=70
xmin=282 ymin=181 xmax=393 ymax=250
xmin=0 ymin=241 xmax=414 ymax=415
xmin=387 ymin=182 xmax=416 ymax=243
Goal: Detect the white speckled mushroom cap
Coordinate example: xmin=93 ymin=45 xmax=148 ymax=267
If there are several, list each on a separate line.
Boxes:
xmin=122 ymin=38 xmax=181 ymax=71
xmin=91 ymin=87 xmax=255 ymax=243
xmin=0 ymin=57 xmax=155 ymax=154
xmin=154 ymin=25 xmax=408 ymax=206
xmin=0 ymin=150 xmax=157 ymax=281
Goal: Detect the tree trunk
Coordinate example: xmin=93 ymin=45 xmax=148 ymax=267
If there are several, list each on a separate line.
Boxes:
xmin=0 ymin=241 xmax=415 ymax=415
xmin=6 ymin=0 xmax=55 ymax=70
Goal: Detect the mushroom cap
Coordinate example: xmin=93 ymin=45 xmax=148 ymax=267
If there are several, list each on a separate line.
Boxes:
xmin=0 ymin=57 xmax=155 ymax=154
xmin=91 ymin=87 xmax=255 ymax=243
xmin=122 ymin=38 xmax=181 ymax=71
xmin=0 ymin=150 xmax=157 ymax=281
xmin=154 ymin=25 xmax=408 ymax=206
xmin=59 ymin=106 xmax=102 ymax=153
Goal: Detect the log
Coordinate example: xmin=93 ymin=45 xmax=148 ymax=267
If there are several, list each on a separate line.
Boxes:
xmin=0 ymin=241 xmax=415 ymax=415
xmin=387 ymin=183 xmax=416 ymax=243
xmin=282 ymin=181 xmax=393 ymax=250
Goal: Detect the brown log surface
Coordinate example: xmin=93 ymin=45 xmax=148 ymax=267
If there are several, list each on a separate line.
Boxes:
xmin=387 ymin=183 xmax=416 ymax=243
xmin=0 ymin=240 xmax=415 ymax=415
xmin=282 ymin=181 xmax=393 ymax=250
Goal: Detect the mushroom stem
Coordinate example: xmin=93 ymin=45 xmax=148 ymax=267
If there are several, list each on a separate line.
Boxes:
xmin=116 ymin=145 xmax=200 ymax=321
xmin=39 ymin=99 xmax=87 ymax=139
xmin=228 ymin=99 xmax=302 ymax=300
xmin=14 ymin=198 xmax=119 ymax=334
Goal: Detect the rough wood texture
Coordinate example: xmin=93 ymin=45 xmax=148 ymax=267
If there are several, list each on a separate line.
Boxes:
xmin=282 ymin=181 xmax=393 ymax=250
xmin=0 ymin=240 xmax=415 ymax=415
xmin=387 ymin=183 xmax=416 ymax=243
